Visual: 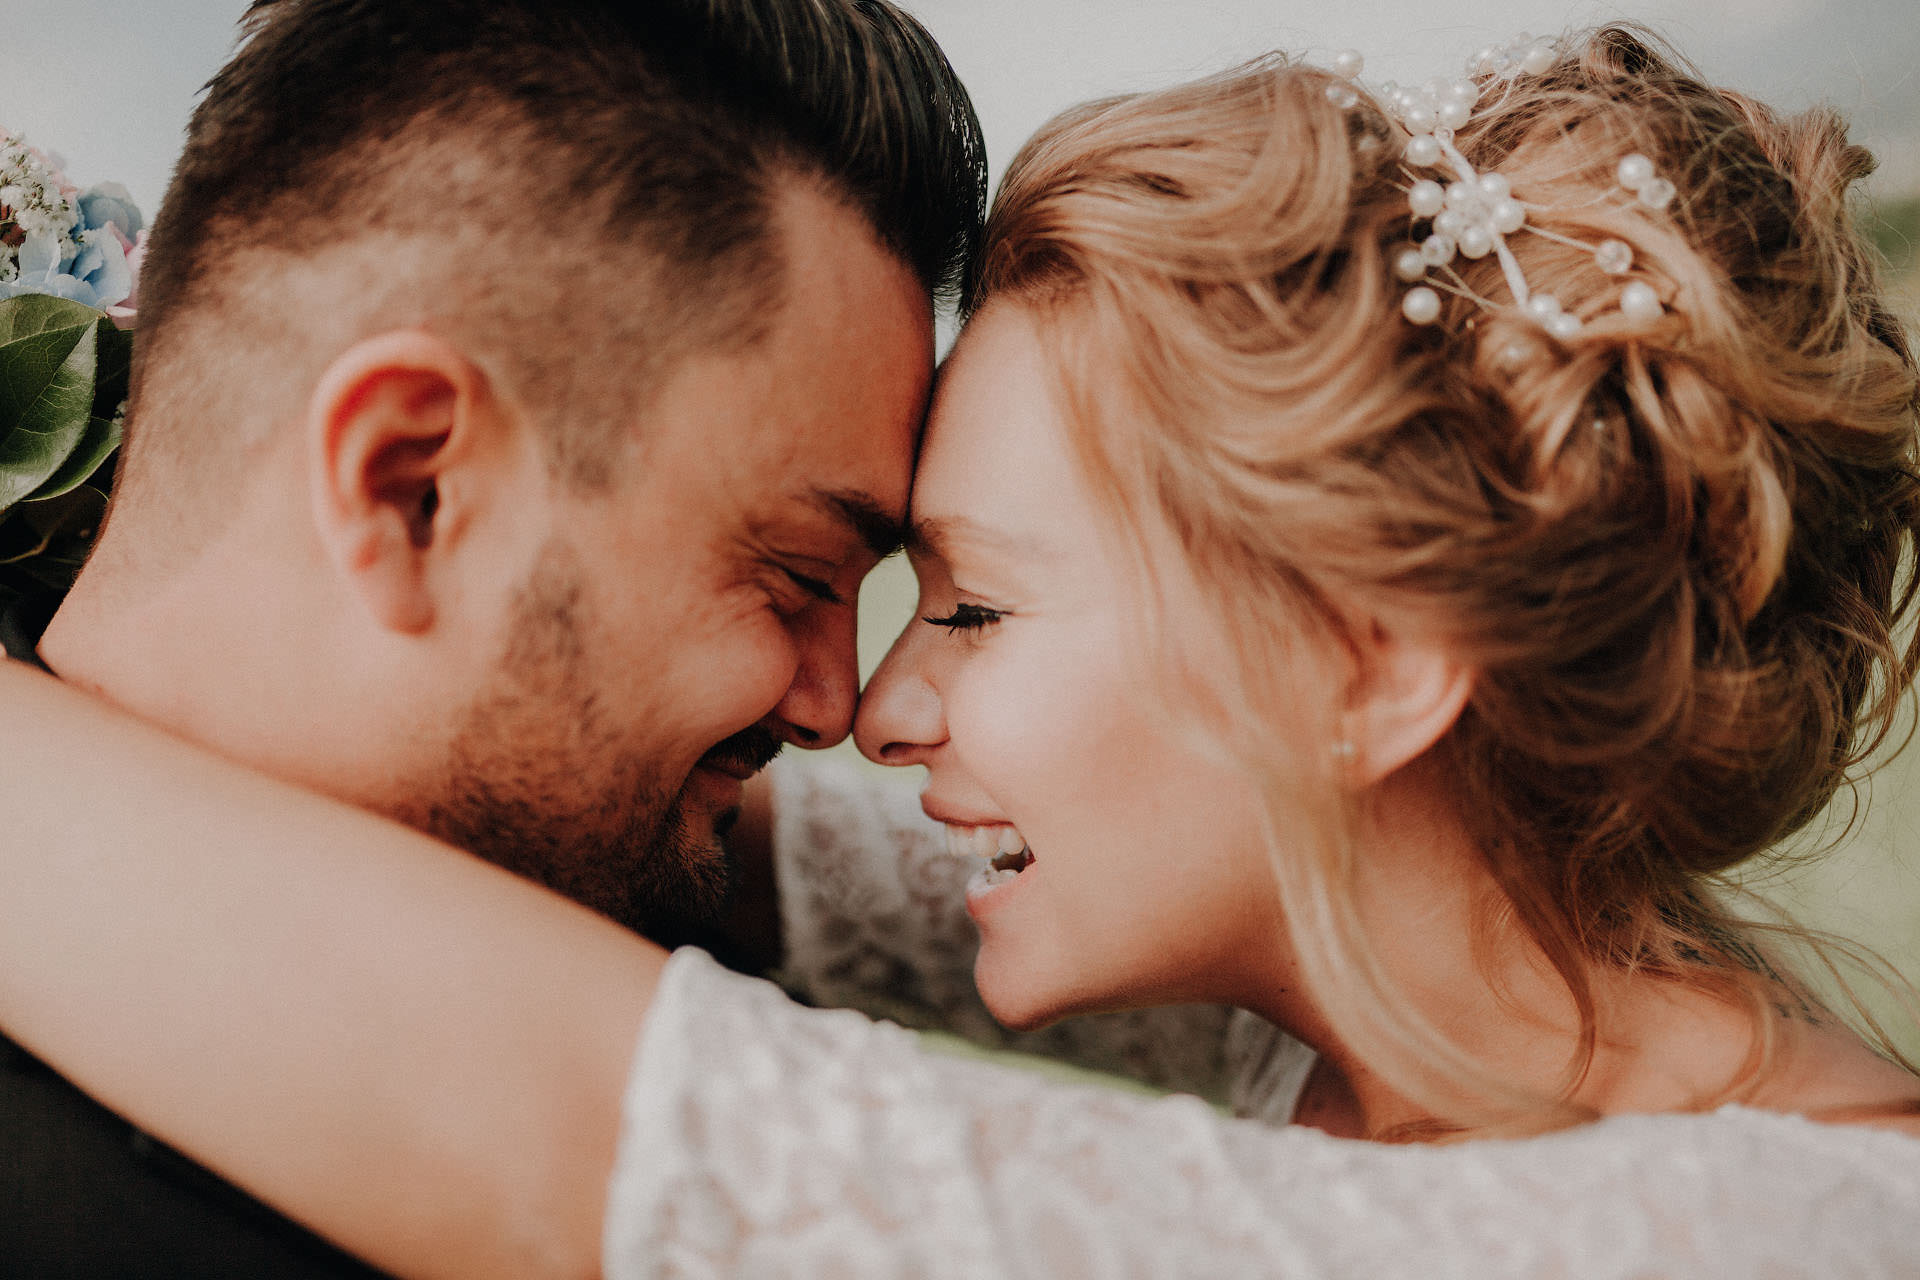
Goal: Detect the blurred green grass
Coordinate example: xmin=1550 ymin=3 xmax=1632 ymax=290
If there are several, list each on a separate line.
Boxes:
xmin=1868 ymin=194 xmax=1920 ymax=278
xmin=1867 ymin=192 xmax=1920 ymax=353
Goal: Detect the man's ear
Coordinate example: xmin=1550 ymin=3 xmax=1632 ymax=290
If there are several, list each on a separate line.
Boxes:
xmin=1340 ymin=618 xmax=1473 ymax=785
xmin=307 ymin=331 xmax=493 ymax=635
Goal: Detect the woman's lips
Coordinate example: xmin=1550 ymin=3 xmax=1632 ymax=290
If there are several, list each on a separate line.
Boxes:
xmin=939 ymin=822 xmax=1036 ymax=910
xmin=917 ymin=793 xmax=1003 ymax=828
xmin=921 ymin=801 xmax=1037 ymax=903
xmin=941 ymin=822 xmax=1028 ymax=863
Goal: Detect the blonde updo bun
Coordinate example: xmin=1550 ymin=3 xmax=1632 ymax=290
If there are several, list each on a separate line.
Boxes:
xmin=974 ymin=23 xmax=1920 ymax=1128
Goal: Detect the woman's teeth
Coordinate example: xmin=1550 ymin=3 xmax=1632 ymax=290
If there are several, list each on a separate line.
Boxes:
xmin=945 ymin=823 xmax=1034 ymax=875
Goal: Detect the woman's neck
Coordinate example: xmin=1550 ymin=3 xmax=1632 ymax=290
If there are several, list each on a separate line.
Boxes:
xmin=1250 ymin=760 xmax=1920 ymax=1139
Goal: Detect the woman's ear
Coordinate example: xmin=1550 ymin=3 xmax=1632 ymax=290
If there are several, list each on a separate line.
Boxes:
xmin=306 ymin=331 xmax=493 ymax=635
xmin=1340 ymin=617 xmax=1472 ymax=784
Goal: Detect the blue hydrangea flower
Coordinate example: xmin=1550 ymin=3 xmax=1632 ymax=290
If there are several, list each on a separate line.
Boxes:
xmin=1 ymin=136 xmax=142 ymax=311
xmin=0 ymin=224 xmax=133 ymax=309
xmin=77 ymin=182 xmax=142 ymax=240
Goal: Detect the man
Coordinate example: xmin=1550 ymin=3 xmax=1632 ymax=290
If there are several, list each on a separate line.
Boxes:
xmin=0 ymin=0 xmax=985 ymax=1273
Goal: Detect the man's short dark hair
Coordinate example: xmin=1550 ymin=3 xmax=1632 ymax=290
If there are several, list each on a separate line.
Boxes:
xmin=124 ymin=0 xmax=986 ymax=501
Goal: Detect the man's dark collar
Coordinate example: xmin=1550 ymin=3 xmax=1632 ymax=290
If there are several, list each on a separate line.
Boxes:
xmin=0 ymin=592 xmax=58 ymax=674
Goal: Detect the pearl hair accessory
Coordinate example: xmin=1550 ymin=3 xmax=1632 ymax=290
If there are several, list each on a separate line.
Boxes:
xmin=1324 ymin=39 xmax=1673 ymax=340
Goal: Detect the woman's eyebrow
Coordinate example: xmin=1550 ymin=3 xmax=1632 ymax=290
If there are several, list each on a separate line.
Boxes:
xmin=907 ymin=513 xmax=1047 ymax=562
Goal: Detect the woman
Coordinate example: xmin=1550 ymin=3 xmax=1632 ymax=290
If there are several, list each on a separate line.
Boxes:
xmin=3 ymin=24 xmax=1919 ymax=1279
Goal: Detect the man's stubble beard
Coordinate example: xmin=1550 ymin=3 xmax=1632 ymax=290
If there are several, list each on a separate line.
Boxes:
xmin=389 ymin=543 xmax=735 ymax=941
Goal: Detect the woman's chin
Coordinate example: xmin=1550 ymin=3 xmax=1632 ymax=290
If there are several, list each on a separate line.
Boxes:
xmin=973 ymin=950 xmax=1064 ymax=1032
xmin=973 ymin=945 xmax=1125 ymax=1033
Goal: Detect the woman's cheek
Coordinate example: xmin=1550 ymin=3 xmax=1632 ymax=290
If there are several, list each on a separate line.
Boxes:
xmin=944 ymin=642 xmax=1039 ymax=786
xmin=951 ymin=628 xmax=1096 ymax=795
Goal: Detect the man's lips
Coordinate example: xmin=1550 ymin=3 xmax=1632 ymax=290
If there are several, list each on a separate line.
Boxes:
xmin=696 ymin=725 xmax=785 ymax=782
xmin=697 ymin=757 xmax=761 ymax=781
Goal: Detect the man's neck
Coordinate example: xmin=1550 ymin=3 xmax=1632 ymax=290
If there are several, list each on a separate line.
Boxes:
xmin=41 ymin=556 xmax=219 ymax=729
xmin=38 ymin=536 xmax=398 ymax=816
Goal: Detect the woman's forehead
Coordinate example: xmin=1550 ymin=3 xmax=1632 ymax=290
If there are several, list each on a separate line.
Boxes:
xmin=914 ymin=307 xmax=1098 ymax=541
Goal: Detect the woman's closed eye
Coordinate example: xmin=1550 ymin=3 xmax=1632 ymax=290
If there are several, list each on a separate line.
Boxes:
xmin=922 ymin=602 xmax=1006 ymax=633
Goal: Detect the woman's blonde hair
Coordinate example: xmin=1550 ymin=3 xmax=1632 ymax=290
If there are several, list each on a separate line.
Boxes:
xmin=972 ymin=25 xmax=1920 ymax=1134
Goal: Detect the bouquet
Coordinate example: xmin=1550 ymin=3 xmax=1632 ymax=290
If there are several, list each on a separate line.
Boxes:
xmin=0 ymin=129 xmax=142 ymax=602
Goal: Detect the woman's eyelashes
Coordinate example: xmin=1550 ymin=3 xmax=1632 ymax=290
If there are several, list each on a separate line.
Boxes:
xmin=922 ymin=601 xmax=1006 ymax=633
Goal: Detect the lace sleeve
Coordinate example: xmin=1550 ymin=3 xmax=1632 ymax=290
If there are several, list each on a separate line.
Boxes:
xmin=770 ymin=756 xmax=1241 ymax=1099
xmin=605 ymin=949 xmax=1920 ymax=1280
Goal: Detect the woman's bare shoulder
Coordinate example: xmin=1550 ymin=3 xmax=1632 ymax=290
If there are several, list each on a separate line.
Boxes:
xmin=1768 ymin=1021 xmax=1920 ymax=1141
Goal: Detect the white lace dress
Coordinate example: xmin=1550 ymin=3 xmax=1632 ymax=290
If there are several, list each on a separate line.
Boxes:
xmin=603 ymin=759 xmax=1920 ymax=1278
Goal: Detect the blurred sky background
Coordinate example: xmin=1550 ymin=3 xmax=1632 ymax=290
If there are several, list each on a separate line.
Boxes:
xmin=4 ymin=0 xmax=1918 ymax=1040
xmin=2 ymin=0 xmax=1916 ymax=218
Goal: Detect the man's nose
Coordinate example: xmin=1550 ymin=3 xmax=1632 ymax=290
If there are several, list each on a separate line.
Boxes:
xmin=768 ymin=599 xmax=859 ymax=748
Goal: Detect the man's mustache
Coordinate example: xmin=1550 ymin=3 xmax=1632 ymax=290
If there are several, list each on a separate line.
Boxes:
xmin=697 ymin=725 xmax=785 ymax=778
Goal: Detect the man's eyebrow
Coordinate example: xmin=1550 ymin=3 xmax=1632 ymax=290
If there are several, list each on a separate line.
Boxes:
xmin=805 ymin=487 xmax=907 ymax=559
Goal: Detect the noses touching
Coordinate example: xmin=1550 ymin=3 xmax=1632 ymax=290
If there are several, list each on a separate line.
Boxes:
xmin=771 ymin=598 xmax=998 ymax=823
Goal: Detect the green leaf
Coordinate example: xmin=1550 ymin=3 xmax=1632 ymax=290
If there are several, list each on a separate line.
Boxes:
xmin=91 ymin=320 xmax=133 ymax=423
xmin=0 ymin=307 xmax=100 ymax=511
xmin=25 ymin=413 xmax=122 ymax=503
xmin=0 ymin=294 xmax=105 ymax=347
xmin=0 ymin=314 xmax=94 ymax=424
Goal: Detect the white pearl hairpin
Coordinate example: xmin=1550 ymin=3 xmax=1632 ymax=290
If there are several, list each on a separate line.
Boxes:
xmin=1466 ymin=32 xmax=1559 ymax=80
xmin=1402 ymin=286 xmax=1442 ymax=325
xmin=1616 ymin=153 xmax=1677 ymax=211
xmin=1619 ymin=280 xmax=1663 ymax=325
xmin=1326 ymin=39 xmax=1675 ymax=341
xmin=1325 ymin=50 xmax=1366 ymax=109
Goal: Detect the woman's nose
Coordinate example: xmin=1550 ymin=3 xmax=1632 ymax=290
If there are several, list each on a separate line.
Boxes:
xmin=853 ymin=628 xmax=946 ymax=766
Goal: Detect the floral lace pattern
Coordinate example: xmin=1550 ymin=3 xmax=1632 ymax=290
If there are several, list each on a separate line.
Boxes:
xmin=608 ymin=948 xmax=1920 ymax=1278
xmin=604 ymin=761 xmax=1920 ymax=1275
